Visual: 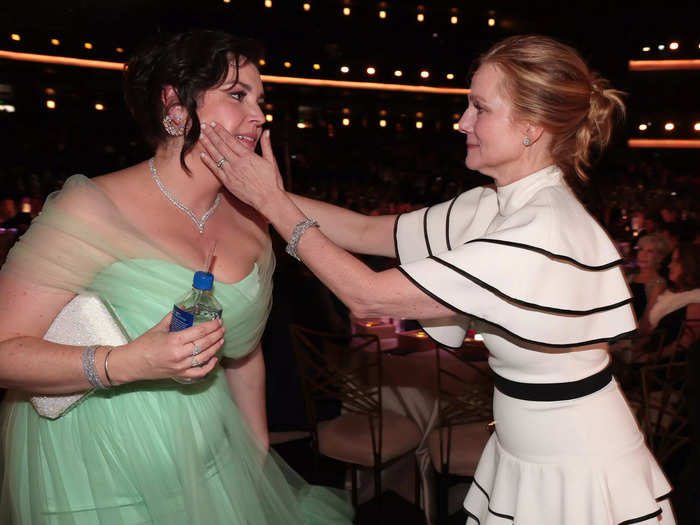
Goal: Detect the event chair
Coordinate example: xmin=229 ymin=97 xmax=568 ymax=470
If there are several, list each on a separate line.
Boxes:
xmin=668 ymin=315 xmax=700 ymax=362
xmin=640 ymin=360 xmax=691 ymax=465
xmin=289 ymin=324 xmax=422 ymax=508
xmin=428 ymin=346 xmax=493 ymax=524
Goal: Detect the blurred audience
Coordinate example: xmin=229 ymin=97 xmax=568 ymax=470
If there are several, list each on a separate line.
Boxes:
xmin=643 ymin=243 xmax=700 ymax=358
xmin=627 ymin=233 xmax=671 ymax=321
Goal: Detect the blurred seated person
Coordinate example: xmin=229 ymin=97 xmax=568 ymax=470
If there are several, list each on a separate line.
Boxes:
xmin=0 ymin=196 xmax=17 ymax=224
xmin=0 ymin=198 xmax=33 ymax=234
xmin=628 ymin=233 xmax=670 ymax=320
xmin=642 ymin=243 xmax=700 ymax=360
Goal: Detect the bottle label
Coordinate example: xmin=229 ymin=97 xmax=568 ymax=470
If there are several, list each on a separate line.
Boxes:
xmin=170 ymin=305 xmax=194 ymax=332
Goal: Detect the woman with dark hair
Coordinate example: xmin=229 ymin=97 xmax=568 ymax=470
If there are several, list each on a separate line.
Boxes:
xmin=645 ymin=243 xmax=700 ymax=356
xmin=201 ymin=35 xmax=675 ymax=523
xmin=0 ymin=30 xmax=351 ymax=524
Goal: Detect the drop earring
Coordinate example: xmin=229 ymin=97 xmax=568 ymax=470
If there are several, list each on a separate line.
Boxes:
xmin=523 ymin=137 xmax=531 ymax=146
xmin=163 ymin=114 xmax=185 ymax=136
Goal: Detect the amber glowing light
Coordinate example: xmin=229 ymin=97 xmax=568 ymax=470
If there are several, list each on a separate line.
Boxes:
xmin=0 ymin=51 xmax=470 ymax=95
xmin=628 ymin=139 xmax=700 ymax=149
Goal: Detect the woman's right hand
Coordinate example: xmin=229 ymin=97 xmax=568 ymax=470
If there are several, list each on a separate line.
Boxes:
xmin=110 ymin=313 xmax=225 ymax=384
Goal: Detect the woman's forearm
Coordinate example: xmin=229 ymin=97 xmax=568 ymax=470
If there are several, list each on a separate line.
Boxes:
xmin=289 ymin=193 xmax=397 ymax=257
xmin=223 ymin=346 xmax=269 ymax=450
xmin=262 ymin=191 xmax=454 ymax=321
xmin=0 ymin=337 xmax=101 ymax=393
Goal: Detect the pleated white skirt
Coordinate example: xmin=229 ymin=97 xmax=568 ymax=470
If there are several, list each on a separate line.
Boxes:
xmin=463 ymin=380 xmax=675 ymax=524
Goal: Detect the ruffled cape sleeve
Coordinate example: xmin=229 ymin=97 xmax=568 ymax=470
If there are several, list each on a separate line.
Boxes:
xmin=395 ymin=184 xmax=637 ymax=348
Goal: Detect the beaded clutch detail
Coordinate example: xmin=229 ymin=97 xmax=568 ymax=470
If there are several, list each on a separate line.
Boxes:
xmin=30 ymin=294 xmax=130 ymax=419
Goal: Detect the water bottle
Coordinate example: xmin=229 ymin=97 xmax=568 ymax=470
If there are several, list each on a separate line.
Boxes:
xmin=170 ymin=271 xmax=223 ymax=384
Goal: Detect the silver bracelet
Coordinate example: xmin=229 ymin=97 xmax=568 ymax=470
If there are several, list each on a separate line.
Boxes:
xmin=103 ymin=346 xmax=115 ymax=387
xmin=82 ymin=345 xmax=108 ymax=390
xmin=285 ymin=219 xmax=319 ymax=261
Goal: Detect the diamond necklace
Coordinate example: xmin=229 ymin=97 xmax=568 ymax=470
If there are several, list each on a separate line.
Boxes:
xmin=149 ymin=157 xmax=221 ymax=234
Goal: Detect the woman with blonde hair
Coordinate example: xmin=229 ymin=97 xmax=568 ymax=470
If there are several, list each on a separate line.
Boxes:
xmin=201 ymin=35 xmax=674 ymax=524
xmin=630 ymin=232 xmax=671 ymax=320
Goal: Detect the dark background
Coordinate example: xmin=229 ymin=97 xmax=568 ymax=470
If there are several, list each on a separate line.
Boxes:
xmin=0 ymin=3 xmax=698 ymax=192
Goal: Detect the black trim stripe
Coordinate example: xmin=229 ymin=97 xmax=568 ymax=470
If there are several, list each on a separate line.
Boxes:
xmin=472 ymin=479 xmax=515 ymax=521
xmin=493 ymin=366 xmax=613 ymax=401
xmin=430 ymin=255 xmax=633 ymax=316
xmin=618 ymin=508 xmax=662 ymax=524
xmin=397 ymin=266 xmax=638 ymax=348
xmin=467 ymin=478 xmax=666 ymax=525
xmin=423 ymin=207 xmax=432 ymax=256
xmin=466 ymin=238 xmax=624 ymax=271
xmin=445 ymin=195 xmax=458 ymax=251
xmin=393 ymin=213 xmax=402 ymax=262
xmin=464 ymin=508 xmax=481 ymax=524
xmin=655 ymin=491 xmax=672 ymax=502
xmin=416 ymin=322 xmax=463 ymax=349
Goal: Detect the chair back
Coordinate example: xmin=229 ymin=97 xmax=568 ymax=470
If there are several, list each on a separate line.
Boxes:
xmin=670 ymin=314 xmax=700 ymax=362
xmin=434 ymin=346 xmax=493 ymax=470
xmin=640 ymin=360 xmax=691 ymax=464
xmin=289 ymin=324 xmax=384 ymax=451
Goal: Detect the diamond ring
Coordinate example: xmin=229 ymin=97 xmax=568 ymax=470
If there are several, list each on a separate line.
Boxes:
xmin=192 ymin=343 xmax=203 ymax=356
xmin=191 ymin=356 xmax=202 ymax=367
xmin=216 ymin=157 xmax=226 ymax=169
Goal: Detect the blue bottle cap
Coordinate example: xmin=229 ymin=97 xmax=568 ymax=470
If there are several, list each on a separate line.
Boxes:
xmin=193 ymin=271 xmax=214 ymax=290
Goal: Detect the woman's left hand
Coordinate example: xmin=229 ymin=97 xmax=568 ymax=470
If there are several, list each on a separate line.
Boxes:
xmin=199 ymin=124 xmax=284 ymax=213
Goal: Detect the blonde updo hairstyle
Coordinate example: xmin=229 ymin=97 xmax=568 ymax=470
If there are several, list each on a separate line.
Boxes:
xmin=477 ymin=35 xmax=625 ymax=182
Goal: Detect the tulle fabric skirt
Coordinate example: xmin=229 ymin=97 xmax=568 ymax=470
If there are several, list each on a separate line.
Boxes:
xmin=0 ymin=369 xmax=352 ymax=525
xmin=463 ymin=379 xmax=674 ymax=525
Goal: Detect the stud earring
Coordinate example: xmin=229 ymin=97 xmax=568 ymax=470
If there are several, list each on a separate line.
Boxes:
xmin=523 ymin=137 xmax=531 ymax=146
xmin=163 ymin=114 xmax=185 ymax=136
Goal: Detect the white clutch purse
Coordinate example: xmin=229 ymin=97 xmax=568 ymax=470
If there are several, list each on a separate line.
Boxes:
xmin=30 ymin=294 xmax=130 ymax=419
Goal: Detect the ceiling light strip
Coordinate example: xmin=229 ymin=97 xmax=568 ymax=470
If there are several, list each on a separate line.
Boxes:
xmin=628 ymin=59 xmax=700 ymax=71
xmin=628 ymin=139 xmax=700 ymax=149
xmin=261 ymin=75 xmax=469 ymax=94
xmin=0 ymin=50 xmax=469 ymax=95
xmin=0 ymin=50 xmax=125 ymax=70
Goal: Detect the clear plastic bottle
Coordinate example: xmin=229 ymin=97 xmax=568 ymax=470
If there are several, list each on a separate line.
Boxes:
xmin=170 ymin=271 xmax=223 ymax=384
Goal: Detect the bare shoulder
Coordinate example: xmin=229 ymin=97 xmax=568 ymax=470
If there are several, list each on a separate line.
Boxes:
xmin=0 ymin=274 xmax=75 ymax=340
xmin=92 ymin=163 xmax=145 ymax=199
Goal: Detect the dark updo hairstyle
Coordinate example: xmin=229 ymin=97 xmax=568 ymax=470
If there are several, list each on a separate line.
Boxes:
xmin=673 ymin=243 xmax=700 ymax=292
xmin=123 ymin=29 xmax=263 ymax=171
xmin=477 ymin=35 xmax=625 ymax=183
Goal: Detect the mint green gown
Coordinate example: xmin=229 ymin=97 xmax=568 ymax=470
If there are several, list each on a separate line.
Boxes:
xmin=0 ymin=175 xmax=353 ymax=525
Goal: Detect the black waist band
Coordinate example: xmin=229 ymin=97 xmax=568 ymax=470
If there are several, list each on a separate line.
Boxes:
xmin=493 ymin=365 xmax=613 ymax=401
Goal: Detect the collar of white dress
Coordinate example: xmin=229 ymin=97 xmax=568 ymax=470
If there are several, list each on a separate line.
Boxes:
xmin=496 ymin=165 xmax=563 ymax=216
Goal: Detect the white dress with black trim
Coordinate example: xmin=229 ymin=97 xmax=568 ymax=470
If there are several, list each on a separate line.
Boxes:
xmin=394 ymin=165 xmax=674 ymax=525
